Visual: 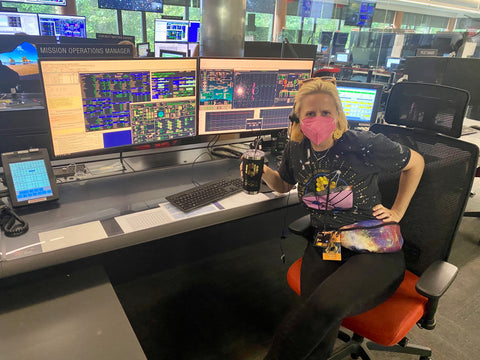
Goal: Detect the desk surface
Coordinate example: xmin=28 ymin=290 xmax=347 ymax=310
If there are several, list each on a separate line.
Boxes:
xmin=2 ymin=123 xmax=478 ymax=279
xmin=0 ymin=155 xmax=297 ymax=278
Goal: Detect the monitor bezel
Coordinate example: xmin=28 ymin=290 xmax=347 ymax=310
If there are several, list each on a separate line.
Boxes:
xmin=159 ymin=49 xmax=186 ymax=58
xmin=38 ymin=57 xmax=198 ymax=160
xmin=336 ymin=80 xmax=384 ymax=128
xmin=197 ymin=56 xmax=314 ymax=136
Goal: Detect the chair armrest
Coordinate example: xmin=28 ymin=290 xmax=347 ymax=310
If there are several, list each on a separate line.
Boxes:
xmin=415 ymin=260 xmax=458 ymax=299
xmin=415 ymin=260 xmax=458 ymax=330
xmin=288 ymin=214 xmax=311 ymax=235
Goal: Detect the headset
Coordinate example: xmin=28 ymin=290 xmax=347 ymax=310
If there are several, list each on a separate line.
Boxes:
xmin=288 ymin=102 xmax=299 ymax=124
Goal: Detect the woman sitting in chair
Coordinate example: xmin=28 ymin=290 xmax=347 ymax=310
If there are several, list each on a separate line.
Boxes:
xmin=260 ymin=77 xmax=424 ymax=359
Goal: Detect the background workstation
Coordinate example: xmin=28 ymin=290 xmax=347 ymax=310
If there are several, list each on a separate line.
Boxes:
xmin=2 ymin=0 xmax=480 ymax=359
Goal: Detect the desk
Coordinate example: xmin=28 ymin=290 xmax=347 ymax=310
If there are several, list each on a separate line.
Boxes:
xmin=0 ymin=265 xmax=146 ymax=360
xmin=0 ymin=155 xmax=298 ymax=278
xmin=462 ymin=118 xmax=480 ymax=150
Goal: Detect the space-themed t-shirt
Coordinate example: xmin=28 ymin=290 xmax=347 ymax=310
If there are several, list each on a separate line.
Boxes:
xmin=278 ymin=130 xmax=411 ymax=229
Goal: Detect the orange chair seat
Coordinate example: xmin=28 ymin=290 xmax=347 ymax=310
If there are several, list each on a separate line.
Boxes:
xmin=286 ymin=258 xmax=429 ymax=346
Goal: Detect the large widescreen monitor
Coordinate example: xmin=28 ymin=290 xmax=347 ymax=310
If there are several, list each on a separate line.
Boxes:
xmin=39 ymin=58 xmax=197 ymax=158
xmin=38 ymin=14 xmax=87 ymax=38
xmin=0 ymin=12 xmax=40 ymax=35
xmin=336 ymin=80 xmax=383 ymax=127
xmin=198 ymin=57 xmax=314 ymax=136
xmin=98 ymin=0 xmax=163 ymax=12
xmin=154 ymin=19 xmax=189 ymax=42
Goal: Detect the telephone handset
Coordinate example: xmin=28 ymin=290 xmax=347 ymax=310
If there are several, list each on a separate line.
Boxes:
xmin=0 ymin=200 xmax=28 ymax=237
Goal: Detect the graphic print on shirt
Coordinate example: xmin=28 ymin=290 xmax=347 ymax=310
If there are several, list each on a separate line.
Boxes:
xmin=297 ymin=157 xmax=376 ymax=215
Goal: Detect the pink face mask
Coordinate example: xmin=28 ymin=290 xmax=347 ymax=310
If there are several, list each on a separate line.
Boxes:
xmin=300 ymin=116 xmax=336 ymax=145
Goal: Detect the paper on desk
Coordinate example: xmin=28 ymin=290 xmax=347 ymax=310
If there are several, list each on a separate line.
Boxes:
xmin=114 ymin=190 xmax=293 ymax=234
xmin=114 ymin=203 xmax=219 ymax=233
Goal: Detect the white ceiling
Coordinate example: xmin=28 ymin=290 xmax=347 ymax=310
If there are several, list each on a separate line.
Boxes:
xmin=375 ymin=0 xmax=480 ymax=18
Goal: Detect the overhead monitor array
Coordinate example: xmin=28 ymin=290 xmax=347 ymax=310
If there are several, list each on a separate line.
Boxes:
xmin=0 ymin=11 xmax=87 ymax=37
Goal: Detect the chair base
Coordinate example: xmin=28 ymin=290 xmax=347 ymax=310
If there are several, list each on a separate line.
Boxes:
xmin=328 ymin=332 xmax=432 ymax=360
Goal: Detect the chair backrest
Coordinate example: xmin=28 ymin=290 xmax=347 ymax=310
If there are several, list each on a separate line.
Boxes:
xmin=371 ymin=101 xmax=478 ymax=276
xmin=384 ymin=82 xmax=470 ymax=138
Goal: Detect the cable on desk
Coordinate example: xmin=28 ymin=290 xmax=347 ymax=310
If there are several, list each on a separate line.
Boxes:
xmin=190 ymin=151 xmax=214 ymax=187
xmin=279 ymin=190 xmax=293 ymax=264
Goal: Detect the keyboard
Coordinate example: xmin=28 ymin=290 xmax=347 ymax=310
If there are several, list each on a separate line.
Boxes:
xmin=166 ymin=177 xmax=243 ymax=212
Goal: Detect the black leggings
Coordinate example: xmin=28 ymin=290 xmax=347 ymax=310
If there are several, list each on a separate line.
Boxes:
xmin=264 ymin=243 xmax=405 ymax=360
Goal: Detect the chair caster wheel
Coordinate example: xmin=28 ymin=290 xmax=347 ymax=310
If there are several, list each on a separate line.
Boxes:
xmin=419 ymin=356 xmax=431 ymax=360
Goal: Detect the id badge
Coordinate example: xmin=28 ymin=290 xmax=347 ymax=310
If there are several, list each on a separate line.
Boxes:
xmin=314 ymin=231 xmax=342 ymax=261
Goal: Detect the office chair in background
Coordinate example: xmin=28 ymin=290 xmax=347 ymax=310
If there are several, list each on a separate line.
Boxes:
xmin=286 ymin=82 xmax=479 ymax=360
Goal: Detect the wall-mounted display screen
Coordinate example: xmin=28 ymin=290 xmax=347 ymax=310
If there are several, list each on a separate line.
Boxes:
xmin=0 ymin=0 xmax=65 ymax=5
xmin=198 ymin=57 xmax=313 ymax=135
xmin=39 ymin=58 xmax=197 ymax=158
xmin=38 ymin=14 xmax=87 ymax=38
xmin=98 ymin=0 xmax=163 ymax=12
xmin=344 ymin=1 xmax=376 ymax=28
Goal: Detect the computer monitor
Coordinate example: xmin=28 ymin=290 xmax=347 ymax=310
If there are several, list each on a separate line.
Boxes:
xmin=188 ymin=21 xmax=200 ymax=43
xmin=1 ymin=0 xmax=65 ymax=5
xmin=331 ymin=32 xmax=349 ymax=55
xmin=154 ymin=41 xmax=192 ymax=57
xmin=160 ymin=49 xmax=186 ymax=58
xmin=336 ymin=80 xmax=383 ymax=127
xmin=39 ymin=58 xmax=197 ymax=158
xmin=335 ymin=52 xmax=349 ymax=65
xmin=385 ymin=57 xmax=402 ymax=70
xmin=38 ymin=14 xmax=87 ymax=38
xmin=0 ymin=12 xmax=40 ymax=35
xmin=137 ymin=42 xmax=150 ymax=57
xmin=98 ymin=0 xmax=163 ymax=12
xmin=198 ymin=57 xmax=314 ymax=136
xmin=154 ymin=19 xmax=189 ymax=42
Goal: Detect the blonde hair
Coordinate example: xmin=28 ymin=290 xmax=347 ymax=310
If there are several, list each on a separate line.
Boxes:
xmin=290 ymin=79 xmax=348 ymax=143
xmin=118 ymin=40 xmax=137 ymax=58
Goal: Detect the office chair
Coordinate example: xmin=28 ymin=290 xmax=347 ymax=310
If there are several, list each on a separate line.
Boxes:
xmin=286 ymin=82 xmax=479 ymax=360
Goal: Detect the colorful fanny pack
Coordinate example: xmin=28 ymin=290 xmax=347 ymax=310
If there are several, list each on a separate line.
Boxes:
xmin=316 ymin=219 xmax=404 ymax=253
